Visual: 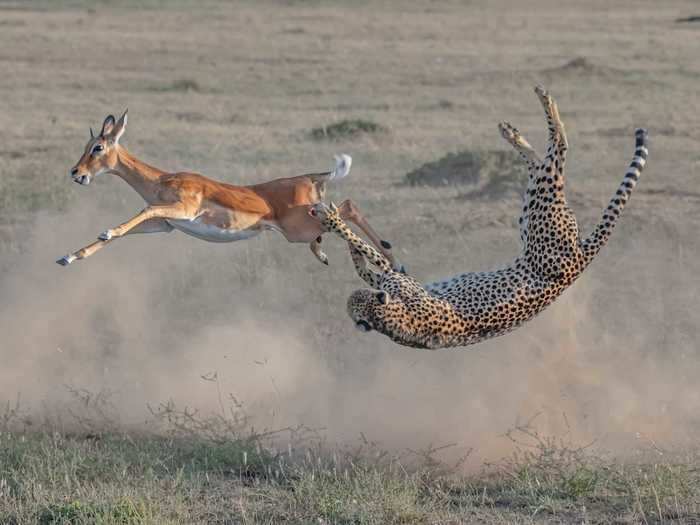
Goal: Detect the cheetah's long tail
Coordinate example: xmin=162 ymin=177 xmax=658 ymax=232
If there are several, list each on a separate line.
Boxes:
xmin=580 ymin=128 xmax=648 ymax=263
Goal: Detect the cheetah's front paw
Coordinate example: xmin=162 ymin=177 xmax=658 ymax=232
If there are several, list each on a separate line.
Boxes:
xmin=498 ymin=121 xmax=519 ymax=142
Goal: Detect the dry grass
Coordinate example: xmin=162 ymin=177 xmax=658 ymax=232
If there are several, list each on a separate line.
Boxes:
xmin=1 ymin=401 xmax=699 ymax=524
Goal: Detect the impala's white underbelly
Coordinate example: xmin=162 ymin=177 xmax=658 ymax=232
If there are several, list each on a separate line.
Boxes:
xmin=167 ymin=218 xmax=263 ymax=243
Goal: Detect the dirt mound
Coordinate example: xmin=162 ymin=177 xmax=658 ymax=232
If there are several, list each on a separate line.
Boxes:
xmin=557 ymin=56 xmax=597 ymax=72
xmin=405 ymin=149 xmax=525 ymax=199
xmin=541 ymin=56 xmax=616 ymax=76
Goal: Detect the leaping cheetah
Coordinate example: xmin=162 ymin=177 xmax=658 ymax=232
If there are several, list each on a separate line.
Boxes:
xmin=310 ymin=86 xmax=648 ymax=349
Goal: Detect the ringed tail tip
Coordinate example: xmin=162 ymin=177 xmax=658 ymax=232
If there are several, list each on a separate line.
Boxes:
xmin=635 ymin=128 xmax=648 ymax=146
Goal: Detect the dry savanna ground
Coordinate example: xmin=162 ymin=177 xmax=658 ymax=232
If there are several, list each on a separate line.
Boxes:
xmin=1 ymin=0 xmax=700 ymax=523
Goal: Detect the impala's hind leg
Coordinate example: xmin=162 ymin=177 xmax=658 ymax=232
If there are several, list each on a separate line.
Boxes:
xmin=337 ymin=199 xmax=404 ymax=273
xmin=499 ymin=121 xmax=541 ymax=246
xmin=56 ymin=219 xmax=174 ymax=266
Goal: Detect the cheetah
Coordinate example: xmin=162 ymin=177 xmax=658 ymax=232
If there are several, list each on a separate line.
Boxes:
xmin=310 ymin=86 xmax=649 ymax=350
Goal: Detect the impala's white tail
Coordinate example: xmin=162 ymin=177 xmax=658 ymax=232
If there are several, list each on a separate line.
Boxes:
xmin=329 ymin=154 xmax=352 ymax=180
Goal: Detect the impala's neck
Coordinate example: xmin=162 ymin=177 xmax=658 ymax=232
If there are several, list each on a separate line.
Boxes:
xmin=110 ymin=147 xmax=167 ymax=202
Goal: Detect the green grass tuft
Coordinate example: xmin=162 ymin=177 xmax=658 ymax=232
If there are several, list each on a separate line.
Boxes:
xmin=310 ymin=119 xmax=387 ymax=141
xmin=405 ymin=150 xmax=525 ymax=198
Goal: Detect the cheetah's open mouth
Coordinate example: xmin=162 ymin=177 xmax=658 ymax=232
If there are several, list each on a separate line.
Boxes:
xmin=355 ymin=320 xmax=372 ymax=332
xmin=355 ymin=321 xmax=372 ymax=332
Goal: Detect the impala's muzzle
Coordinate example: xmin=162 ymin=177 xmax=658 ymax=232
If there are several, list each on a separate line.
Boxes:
xmin=71 ymin=167 xmax=91 ymax=186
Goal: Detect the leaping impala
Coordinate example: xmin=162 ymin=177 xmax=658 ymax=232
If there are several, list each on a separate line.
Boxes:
xmin=58 ymin=111 xmax=400 ymax=269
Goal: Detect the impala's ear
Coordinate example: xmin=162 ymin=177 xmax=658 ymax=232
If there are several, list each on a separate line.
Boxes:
xmin=90 ymin=127 xmax=95 ymax=139
xmin=111 ymin=109 xmax=128 ymax=144
xmin=100 ymin=114 xmax=116 ymax=137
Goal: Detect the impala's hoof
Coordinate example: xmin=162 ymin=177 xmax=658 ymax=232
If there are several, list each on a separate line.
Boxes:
xmin=56 ymin=254 xmax=76 ymax=266
xmin=98 ymin=230 xmax=113 ymax=241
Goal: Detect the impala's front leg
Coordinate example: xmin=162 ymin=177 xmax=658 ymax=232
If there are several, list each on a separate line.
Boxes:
xmin=336 ymin=199 xmax=403 ymax=272
xmin=309 ymin=236 xmax=329 ymax=265
xmin=310 ymin=202 xmax=393 ymax=273
xmin=57 ymin=239 xmax=111 ymax=266
xmin=56 ymin=219 xmax=174 ymax=265
xmin=98 ymin=204 xmax=193 ymax=241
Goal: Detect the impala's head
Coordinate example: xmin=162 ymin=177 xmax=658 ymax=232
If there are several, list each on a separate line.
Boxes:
xmin=70 ymin=110 xmax=128 ymax=185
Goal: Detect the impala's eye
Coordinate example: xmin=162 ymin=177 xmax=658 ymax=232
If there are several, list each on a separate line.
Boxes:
xmin=91 ymin=144 xmax=104 ymax=155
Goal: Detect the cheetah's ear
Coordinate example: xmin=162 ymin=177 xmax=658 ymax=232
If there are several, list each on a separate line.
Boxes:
xmin=330 ymin=201 xmax=338 ymax=213
xmin=376 ymin=291 xmax=389 ymax=305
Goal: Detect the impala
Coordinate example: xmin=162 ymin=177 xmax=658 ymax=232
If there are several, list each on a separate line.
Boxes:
xmin=58 ymin=111 xmax=399 ymax=269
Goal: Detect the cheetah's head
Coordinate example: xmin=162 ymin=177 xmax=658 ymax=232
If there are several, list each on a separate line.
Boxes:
xmin=346 ymin=288 xmax=390 ymax=332
xmin=308 ymin=202 xmax=344 ymax=232
xmin=347 ymin=285 xmax=460 ymax=350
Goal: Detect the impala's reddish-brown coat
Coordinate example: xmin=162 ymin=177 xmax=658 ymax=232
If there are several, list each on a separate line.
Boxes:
xmin=58 ymin=111 xmax=399 ymax=269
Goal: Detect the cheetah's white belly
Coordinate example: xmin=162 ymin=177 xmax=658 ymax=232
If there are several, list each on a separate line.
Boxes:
xmin=167 ymin=218 xmax=263 ymax=243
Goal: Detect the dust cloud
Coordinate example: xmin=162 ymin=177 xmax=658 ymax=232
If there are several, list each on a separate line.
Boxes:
xmin=1 ymin=195 xmax=699 ymax=466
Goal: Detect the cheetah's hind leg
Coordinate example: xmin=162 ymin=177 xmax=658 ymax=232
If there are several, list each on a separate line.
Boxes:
xmin=535 ymin=85 xmax=568 ymax=177
xmin=529 ymin=86 xmax=571 ymax=213
xmin=499 ymin=121 xmax=541 ymax=246
xmin=499 ymin=121 xmax=541 ymax=170
xmin=520 ymin=87 xmax=581 ymax=278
